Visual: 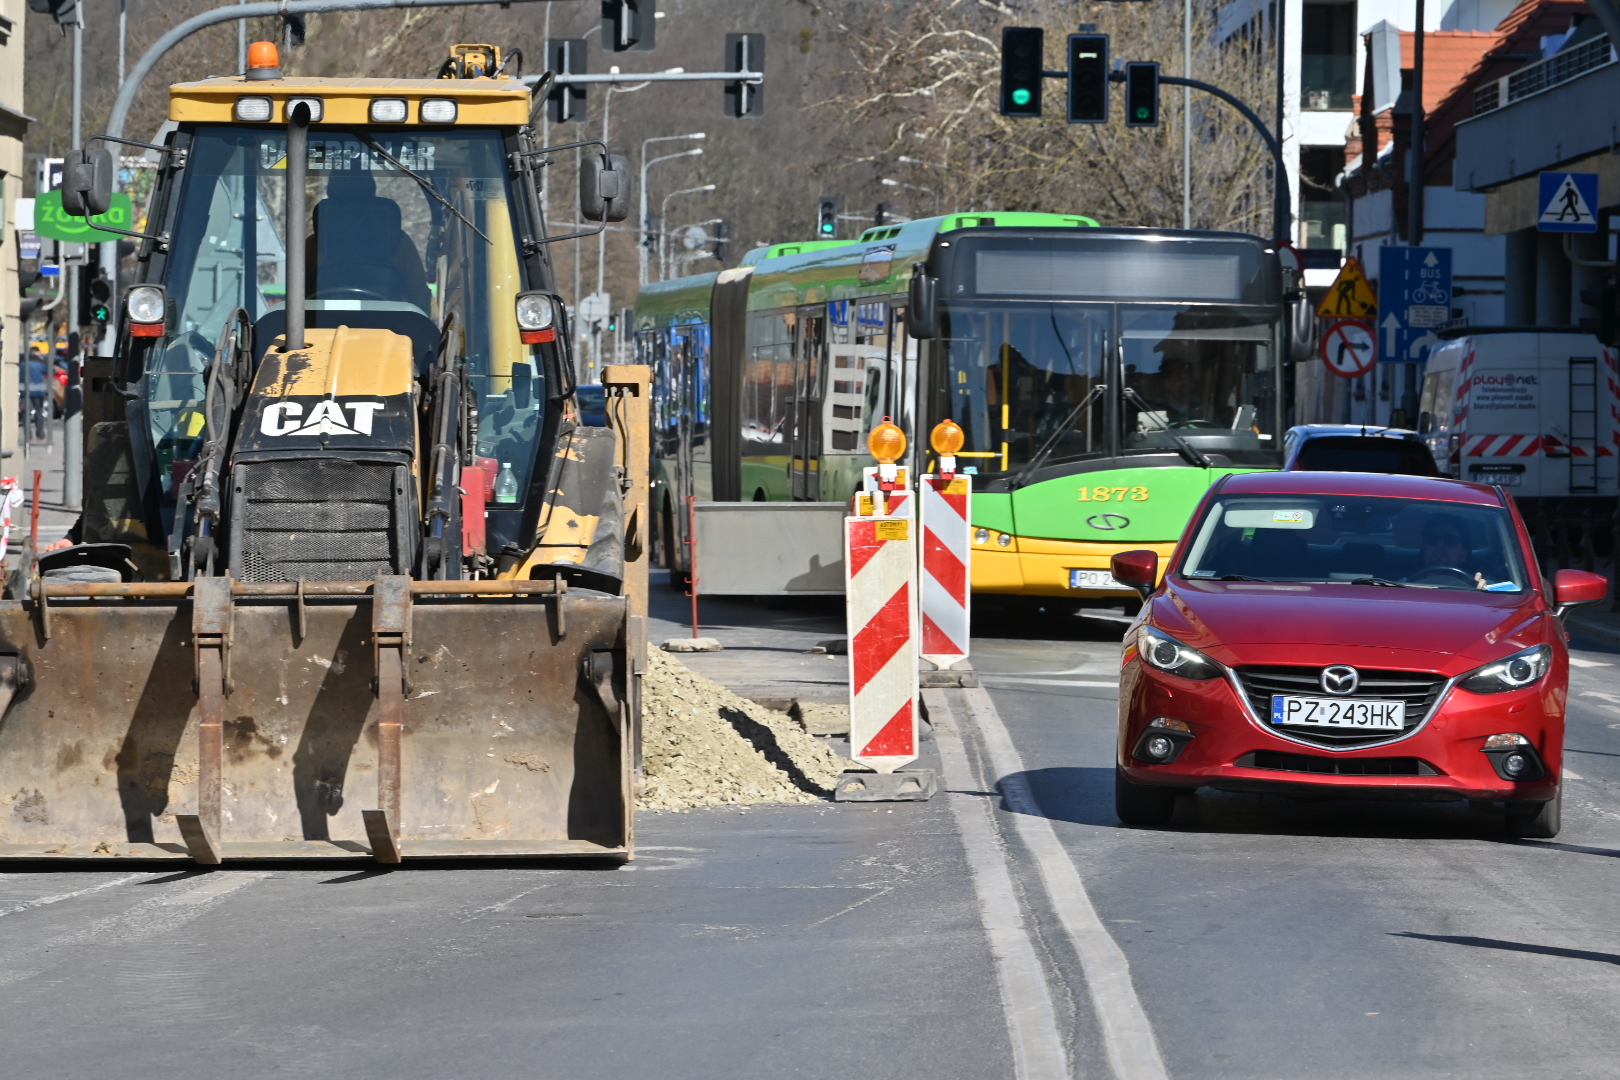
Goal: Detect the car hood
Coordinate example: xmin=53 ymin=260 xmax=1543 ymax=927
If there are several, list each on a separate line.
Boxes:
xmin=1151 ymin=578 xmax=1547 ymax=667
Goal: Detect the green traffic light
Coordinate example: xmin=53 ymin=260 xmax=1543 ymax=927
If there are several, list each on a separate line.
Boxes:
xmin=1011 ymin=88 xmax=1032 ymax=106
xmin=821 ymin=223 xmax=834 ymax=233
xmin=1136 ymin=107 xmax=1149 ymax=119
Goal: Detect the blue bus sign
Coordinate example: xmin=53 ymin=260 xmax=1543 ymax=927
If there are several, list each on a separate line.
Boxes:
xmin=1377 ymin=246 xmax=1452 ymax=364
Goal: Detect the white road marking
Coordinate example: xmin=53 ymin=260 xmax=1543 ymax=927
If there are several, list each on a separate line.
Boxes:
xmin=0 ymin=873 xmax=153 ymax=919
xmin=962 ymin=686 xmax=1171 ymax=1080
xmin=1563 ymin=768 xmax=1584 ymax=780
xmin=925 ymin=690 xmax=1070 ymax=1080
xmin=1568 ymin=656 xmax=1611 ymax=668
xmin=159 ymin=872 xmax=271 ymax=905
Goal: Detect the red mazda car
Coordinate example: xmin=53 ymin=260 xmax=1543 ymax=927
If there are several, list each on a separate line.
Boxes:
xmin=1110 ymin=471 xmax=1608 ymax=837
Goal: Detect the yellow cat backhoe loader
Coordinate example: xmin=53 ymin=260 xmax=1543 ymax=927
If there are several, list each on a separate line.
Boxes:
xmin=0 ymin=42 xmax=648 ymax=863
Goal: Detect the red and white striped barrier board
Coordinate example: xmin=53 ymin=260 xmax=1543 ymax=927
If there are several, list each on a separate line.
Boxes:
xmin=1463 ymin=434 xmax=1614 ymax=458
xmin=920 ymin=474 xmax=971 ymax=668
xmin=845 ymin=516 xmax=918 ymax=774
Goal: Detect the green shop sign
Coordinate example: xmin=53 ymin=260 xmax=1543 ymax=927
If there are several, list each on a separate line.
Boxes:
xmin=32 ymin=190 xmax=136 ymax=243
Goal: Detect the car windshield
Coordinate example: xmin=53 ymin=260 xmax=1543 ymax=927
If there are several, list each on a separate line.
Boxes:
xmin=1181 ymin=494 xmax=1529 ymax=592
xmin=148 ymin=125 xmax=539 ymax=502
xmin=1295 ymin=436 xmax=1437 ymax=475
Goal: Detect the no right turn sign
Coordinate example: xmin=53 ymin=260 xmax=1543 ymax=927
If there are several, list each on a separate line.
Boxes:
xmin=1320 ymin=319 xmax=1377 ymax=378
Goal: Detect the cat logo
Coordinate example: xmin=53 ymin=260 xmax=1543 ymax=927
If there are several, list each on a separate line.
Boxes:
xmin=261 ymin=399 xmax=385 ymax=437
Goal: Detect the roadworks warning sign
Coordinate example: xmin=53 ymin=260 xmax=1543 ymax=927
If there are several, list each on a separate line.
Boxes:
xmin=1316 ymin=256 xmax=1377 ymax=319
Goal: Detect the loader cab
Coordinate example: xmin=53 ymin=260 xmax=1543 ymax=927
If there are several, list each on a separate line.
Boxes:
xmin=112 ymin=70 xmax=562 ymax=574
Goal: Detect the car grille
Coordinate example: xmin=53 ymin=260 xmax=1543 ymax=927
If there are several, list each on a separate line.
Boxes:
xmin=1236 ymin=750 xmax=1441 ymax=776
xmin=1233 ymin=665 xmax=1448 ymax=749
xmin=230 ymin=458 xmax=407 ymax=582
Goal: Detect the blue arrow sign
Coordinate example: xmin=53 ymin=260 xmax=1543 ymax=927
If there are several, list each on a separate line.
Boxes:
xmin=1537 ymin=172 xmax=1599 ymax=233
xmin=1377 ymin=246 xmax=1452 ymax=364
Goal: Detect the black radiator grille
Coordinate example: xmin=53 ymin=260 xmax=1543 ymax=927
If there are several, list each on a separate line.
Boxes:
xmin=233 ymin=459 xmax=403 ymax=582
xmin=1233 ymin=666 xmax=1448 ymax=748
xmin=1236 ymin=751 xmax=1441 ymax=776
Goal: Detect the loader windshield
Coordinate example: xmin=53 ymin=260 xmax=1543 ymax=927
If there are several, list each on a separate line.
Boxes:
xmin=150 ymin=125 xmax=539 ymax=499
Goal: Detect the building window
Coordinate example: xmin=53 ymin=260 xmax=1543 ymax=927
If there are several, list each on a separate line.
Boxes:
xmin=1299 ymin=146 xmax=1346 ymax=251
xmin=1301 ymin=2 xmax=1356 ymax=109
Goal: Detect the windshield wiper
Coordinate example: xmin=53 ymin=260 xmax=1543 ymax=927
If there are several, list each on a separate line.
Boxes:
xmin=1350 ymin=576 xmax=1408 ymax=588
xmin=1011 ymin=384 xmax=1105 ymax=489
xmin=1122 ymin=386 xmax=1214 ymax=468
xmin=355 ymin=131 xmax=491 ymax=245
xmin=1217 ymin=574 xmax=1268 ymax=581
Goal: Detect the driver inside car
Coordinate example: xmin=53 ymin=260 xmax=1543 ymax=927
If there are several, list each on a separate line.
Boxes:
xmin=1411 ymin=512 xmax=1511 ymax=591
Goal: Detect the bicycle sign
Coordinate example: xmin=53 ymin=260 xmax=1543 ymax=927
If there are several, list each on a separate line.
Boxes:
xmin=1376 ymin=246 xmax=1452 ymax=364
xmin=1320 ymin=319 xmax=1377 ymax=378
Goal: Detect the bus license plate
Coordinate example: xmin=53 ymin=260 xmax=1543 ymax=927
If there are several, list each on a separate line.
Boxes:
xmin=1069 ymin=569 xmax=1130 ymax=591
xmin=1271 ymin=696 xmax=1405 ymax=730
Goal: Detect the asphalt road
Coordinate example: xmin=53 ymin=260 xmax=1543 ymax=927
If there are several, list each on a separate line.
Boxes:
xmin=4 ymin=590 xmax=1620 ymax=1079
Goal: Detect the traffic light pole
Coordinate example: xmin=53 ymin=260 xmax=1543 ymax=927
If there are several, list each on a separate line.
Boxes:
xmin=1146 ymin=73 xmax=1290 ymax=243
xmin=66 ymin=6 xmax=85 ymax=510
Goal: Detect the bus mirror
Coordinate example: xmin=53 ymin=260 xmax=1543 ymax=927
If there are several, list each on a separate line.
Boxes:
xmin=1417 ymin=411 xmax=1434 ymax=435
xmin=581 ymin=152 xmax=632 ymax=223
xmin=63 ymin=147 xmax=115 ymax=218
xmin=908 ymin=267 xmax=938 ymax=339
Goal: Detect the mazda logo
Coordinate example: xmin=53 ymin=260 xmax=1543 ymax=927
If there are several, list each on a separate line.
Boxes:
xmin=1087 ymin=513 xmax=1131 ymax=531
xmin=1320 ymin=665 xmax=1360 ymax=695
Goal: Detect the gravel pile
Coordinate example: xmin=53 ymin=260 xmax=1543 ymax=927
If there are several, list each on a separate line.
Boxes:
xmin=639 ymin=648 xmax=850 ymax=811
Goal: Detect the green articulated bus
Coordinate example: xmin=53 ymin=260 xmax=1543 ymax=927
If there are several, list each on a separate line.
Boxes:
xmin=633 ymin=212 xmax=1286 ymax=603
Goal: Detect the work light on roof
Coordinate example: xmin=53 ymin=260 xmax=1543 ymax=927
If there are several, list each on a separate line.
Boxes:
xmin=234 ymin=97 xmax=273 ymax=122
xmin=370 ymin=98 xmax=409 ymax=123
xmin=420 ymin=98 xmax=459 ymax=123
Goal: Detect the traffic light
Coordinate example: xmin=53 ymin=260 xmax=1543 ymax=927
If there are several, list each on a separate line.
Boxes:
xmin=713 ymin=220 xmax=731 ymax=262
xmin=724 ymin=33 xmax=765 ymax=118
xmin=547 ymin=39 xmax=588 ymax=123
xmin=643 ymin=213 xmax=660 ymax=251
xmin=28 ymin=0 xmax=79 ymax=28
xmin=874 ymin=203 xmax=889 ymax=227
xmin=817 ymin=197 xmax=839 ymax=238
xmin=78 ymin=266 xmax=111 ymax=328
xmin=1067 ymin=34 xmax=1109 ymax=123
xmin=999 ymin=27 xmax=1044 ymax=117
xmin=602 ymin=0 xmax=656 ymax=52
xmin=1125 ymin=62 xmax=1160 ymax=127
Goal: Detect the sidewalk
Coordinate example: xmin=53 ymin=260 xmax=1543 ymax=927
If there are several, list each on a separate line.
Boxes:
xmin=1567 ymin=607 xmax=1620 ymax=652
xmin=6 ymin=416 xmax=79 ymax=576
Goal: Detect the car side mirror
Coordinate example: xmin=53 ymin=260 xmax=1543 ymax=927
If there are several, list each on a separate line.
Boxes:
xmin=580 ymin=152 xmax=632 ymax=223
xmin=907 ymin=265 xmax=938 ymax=339
xmin=62 ymin=147 xmax=115 ymax=218
xmin=1111 ymin=549 xmax=1159 ymax=599
xmin=1553 ymin=568 xmax=1608 ymax=617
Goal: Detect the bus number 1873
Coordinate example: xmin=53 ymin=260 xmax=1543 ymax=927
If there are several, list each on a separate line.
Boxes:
xmin=1077 ymin=486 xmax=1150 ymax=502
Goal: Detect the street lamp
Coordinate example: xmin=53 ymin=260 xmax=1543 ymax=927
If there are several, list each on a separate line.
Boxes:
xmin=641 ymin=132 xmax=706 ymax=285
xmin=660 ymin=185 xmax=717 ymax=278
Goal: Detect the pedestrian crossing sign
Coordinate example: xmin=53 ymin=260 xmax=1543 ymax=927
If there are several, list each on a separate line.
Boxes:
xmin=1538 ymin=172 xmax=1599 ymax=233
xmin=1315 ymin=256 xmax=1377 ymax=318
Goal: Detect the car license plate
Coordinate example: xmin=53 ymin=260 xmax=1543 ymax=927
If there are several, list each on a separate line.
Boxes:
xmin=1270 ymin=696 xmax=1405 ymax=730
xmin=1069 ymin=568 xmax=1130 ymax=591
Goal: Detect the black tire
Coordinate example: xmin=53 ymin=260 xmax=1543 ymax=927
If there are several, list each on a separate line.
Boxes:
xmin=1115 ymin=766 xmax=1178 ymax=826
xmin=1505 ymin=787 xmax=1561 ymax=838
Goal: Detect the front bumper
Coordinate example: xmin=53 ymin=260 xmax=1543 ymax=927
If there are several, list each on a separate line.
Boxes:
xmin=1117 ymin=658 xmax=1564 ymax=802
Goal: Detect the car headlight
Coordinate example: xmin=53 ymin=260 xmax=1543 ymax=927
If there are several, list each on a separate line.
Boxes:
xmin=1458 ymin=644 xmax=1552 ymax=694
xmin=1136 ymin=625 xmax=1222 ymax=681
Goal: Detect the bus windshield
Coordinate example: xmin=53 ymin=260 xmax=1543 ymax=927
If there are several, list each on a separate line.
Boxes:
xmin=147 ymin=125 xmax=539 ymax=502
xmin=1121 ymin=307 xmax=1275 ymax=453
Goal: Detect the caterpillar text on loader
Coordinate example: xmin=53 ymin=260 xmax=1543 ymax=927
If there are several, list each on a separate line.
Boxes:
xmin=2 ymin=42 xmax=648 ymax=863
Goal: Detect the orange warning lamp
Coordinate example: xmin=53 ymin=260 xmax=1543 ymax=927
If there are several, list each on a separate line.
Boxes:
xmin=246 ymin=41 xmax=282 ymax=80
xmin=930 ymin=418 xmax=965 ymax=456
xmin=868 ymin=417 xmax=907 ymax=465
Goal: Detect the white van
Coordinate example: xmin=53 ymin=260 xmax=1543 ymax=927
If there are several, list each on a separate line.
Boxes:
xmin=1419 ymin=330 xmax=1619 ymax=500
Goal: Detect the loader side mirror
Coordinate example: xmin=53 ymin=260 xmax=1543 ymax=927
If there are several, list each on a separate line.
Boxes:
xmin=1553 ymin=568 xmax=1608 ymax=616
xmin=62 ymin=147 xmax=115 ymax=218
xmin=581 ymin=153 xmax=632 ymax=223
xmin=1111 ymin=549 xmax=1159 ymax=598
xmin=907 ymin=265 xmax=938 ymax=339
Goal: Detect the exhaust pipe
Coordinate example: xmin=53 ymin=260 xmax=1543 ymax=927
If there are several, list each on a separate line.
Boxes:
xmin=284 ymin=101 xmax=312 ymax=351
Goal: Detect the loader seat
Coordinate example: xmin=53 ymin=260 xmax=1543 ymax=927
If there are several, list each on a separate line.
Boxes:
xmin=308 ymin=172 xmax=433 ymax=315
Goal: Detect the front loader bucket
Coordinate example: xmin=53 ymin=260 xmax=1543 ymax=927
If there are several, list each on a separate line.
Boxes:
xmin=0 ymin=578 xmax=633 ymax=862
